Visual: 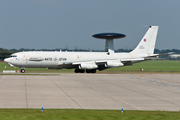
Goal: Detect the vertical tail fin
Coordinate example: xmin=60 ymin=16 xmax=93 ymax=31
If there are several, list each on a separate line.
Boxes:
xmin=131 ymin=26 xmax=159 ymax=55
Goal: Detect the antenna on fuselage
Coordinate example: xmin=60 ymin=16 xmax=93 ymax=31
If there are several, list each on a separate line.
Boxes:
xmin=92 ymin=33 xmax=126 ymax=53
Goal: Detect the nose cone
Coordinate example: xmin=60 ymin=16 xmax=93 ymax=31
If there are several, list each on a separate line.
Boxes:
xmin=4 ymin=58 xmax=10 ymax=63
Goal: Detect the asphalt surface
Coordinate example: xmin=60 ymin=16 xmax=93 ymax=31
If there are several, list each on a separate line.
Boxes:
xmin=0 ymin=73 xmax=180 ymax=111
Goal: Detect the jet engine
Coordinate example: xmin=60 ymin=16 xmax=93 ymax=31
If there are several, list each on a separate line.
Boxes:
xmin=79 ymin=62 xmax=98 ymax=69
xmin=105 ymin=60 xmax=124 ymax=67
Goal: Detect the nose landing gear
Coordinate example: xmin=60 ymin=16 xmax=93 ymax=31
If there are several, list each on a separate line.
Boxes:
xmin=21 ymin=68 xmax=25 ymax=73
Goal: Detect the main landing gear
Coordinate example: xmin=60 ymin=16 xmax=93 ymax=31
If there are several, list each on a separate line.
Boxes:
xmin=75 ymin=69 xmax=85 ymax=73
xmin=74 ymin=69 xmax=96 ymax=73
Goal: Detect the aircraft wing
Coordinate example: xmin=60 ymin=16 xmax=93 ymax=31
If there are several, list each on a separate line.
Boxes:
xmin=58 ymin=61 xmax=106 ymax=66
xmin=58 ymin=58 xmax=145 ymax=67
xmin=57 ymin=56 xmax=155 ymax=71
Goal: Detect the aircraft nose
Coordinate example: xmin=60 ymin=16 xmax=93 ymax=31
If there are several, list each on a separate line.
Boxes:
xmin=4 ymin=58 xmax=10 ymax=63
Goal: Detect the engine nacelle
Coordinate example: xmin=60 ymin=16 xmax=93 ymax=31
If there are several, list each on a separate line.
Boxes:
xmin=79 ymin=62 xmax=98 ymax=69
xmin=105 ymin=60 xmax=124 ymax=67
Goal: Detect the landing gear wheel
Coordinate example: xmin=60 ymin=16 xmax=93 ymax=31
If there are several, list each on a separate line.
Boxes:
xmin=80 ymin=69 xmax=85 ymax=73
xmin=86 ymin=70 xmax=91 ymax=73
xmin=75 ymin=69 xmax=80 ymax=73
xmin=21 ymin=69 xmax=25 ymax=73
xmin=91 ymin=69 xmax=96 ymax=73
xmin=86 ymin=69 xmax=96 ymax=73
xmin=75 ymin=69 xmax=85 ymax=73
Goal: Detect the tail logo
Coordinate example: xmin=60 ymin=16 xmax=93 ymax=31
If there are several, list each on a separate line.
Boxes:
xmin=144 ymin=39 xmax=146 ymax=42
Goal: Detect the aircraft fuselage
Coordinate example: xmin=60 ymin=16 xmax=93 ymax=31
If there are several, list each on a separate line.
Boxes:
xmin=5 ymin=51 xmax=138 ymax=69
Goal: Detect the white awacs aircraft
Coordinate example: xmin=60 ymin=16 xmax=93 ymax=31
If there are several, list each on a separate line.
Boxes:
xmin=4 ymin=26 xmax=160 ymax=73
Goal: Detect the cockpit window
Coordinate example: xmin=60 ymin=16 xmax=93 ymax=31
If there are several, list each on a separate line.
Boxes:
xmin=10 ymin=55 xmax=17 ymax=57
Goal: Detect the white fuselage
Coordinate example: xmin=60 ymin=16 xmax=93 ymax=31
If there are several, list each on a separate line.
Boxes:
xmin=5 ymin=51 xmax=142 ymax=69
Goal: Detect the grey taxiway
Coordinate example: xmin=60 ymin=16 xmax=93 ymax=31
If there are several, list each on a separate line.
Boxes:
xmin=0 ymin=73 xmax=180 ymax=111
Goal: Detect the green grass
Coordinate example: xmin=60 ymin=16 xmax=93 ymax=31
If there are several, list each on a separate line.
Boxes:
xmin=0 ymin=109 xmax=179 ymax=120
xmin=1 ymin=60 xmax=180 ymax=73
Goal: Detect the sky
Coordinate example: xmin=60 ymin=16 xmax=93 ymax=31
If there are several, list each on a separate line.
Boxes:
xmin=0 ymin=0 xmax=180 ymax=50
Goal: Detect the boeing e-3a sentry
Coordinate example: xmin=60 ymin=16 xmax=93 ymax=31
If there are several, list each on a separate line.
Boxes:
xmin=4 ymin=26 xmax=160 ymax=73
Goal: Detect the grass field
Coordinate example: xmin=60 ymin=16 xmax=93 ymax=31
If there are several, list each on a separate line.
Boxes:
xmin=0 ymin=109 xmax=180 ymax=120
xmin=1 ymin=60 xmax=180 ymax=73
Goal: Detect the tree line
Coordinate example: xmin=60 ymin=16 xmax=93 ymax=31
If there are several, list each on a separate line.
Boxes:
xmin=0 ymin=48 xmax=180 ymax=61
xmin=0 ymin=48 xmax=14 ymax=61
